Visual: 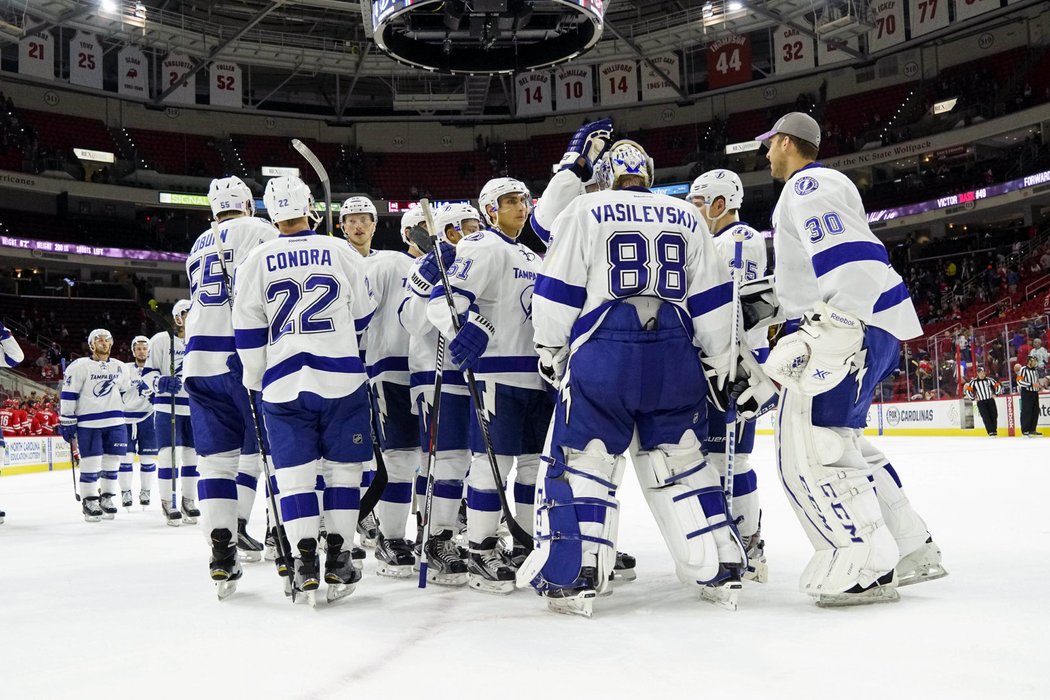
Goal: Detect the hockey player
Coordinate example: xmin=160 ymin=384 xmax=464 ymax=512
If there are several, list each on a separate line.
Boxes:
xmin=342 ymin=195 xmax=421 ymax=577
xmin=426 ymin=178 xmax=553 ymax=594
xmin=689 ymin=168 xmax=770 ymax=583
xmin=400 ymin=202 xmax=482 ymax=585
xmin=147 ymin=300 xmax=199 ymax=525
xmin=755 ymin=112 xmax=946 ymax=606
xmin=120 ymin=335 xmax=157 ymax=509
xmin=184 ymin=176 xmax=278 ymax=589
xmin=60 ymin=329 xmax=130 ymax=522
xmin=521 ymin=140 xmax=775 ymax=616
xmin=0 ymin=321 xmax=24 ymax=525
xmin=36 ymin=401 xmax=59 ymax=436
xmin=232 ymin=176 xmax=377 ymax=604
xmin=0 ymin=399 xmax=22 ymax=437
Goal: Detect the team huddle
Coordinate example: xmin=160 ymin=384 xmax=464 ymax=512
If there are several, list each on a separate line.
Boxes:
xmin=27 ymin=111 xmax=949 ymax=615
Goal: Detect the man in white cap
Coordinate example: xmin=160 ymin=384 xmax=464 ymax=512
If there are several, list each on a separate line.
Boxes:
xmin=755 ymin=112 xmax=947 ymax=607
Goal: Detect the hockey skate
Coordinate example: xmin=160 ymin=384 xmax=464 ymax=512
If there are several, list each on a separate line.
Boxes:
xmin=375 ymin=534 xmax=415 ymax=578
xmin=697 ymin=565 xmax=743 ymax=611
xmin=99 ymin=492 xmax=118 ymax=520
xmin=209 ymin=529 xmax=243 ymax=601
xmin=896 ymin=537 xmax=948 ymax=587
xmin=815 ymin=571 xmax=900 ymax=608
xmin=139 ymin=489 xmax=150 ymax=508
xmin=421 ymin=530 xmax=469 ymax=586
xmin=180 ymin=497 xmax=200 ymax=525
xmin=544 ymin=567 xmax=599 ymax=618
xmin=264 ymin=527 xmax=277 ymax=561
xmin=357 ymin=511 xmax=379 ymax=548
xmin=82 ymin=496 xmax=103 ymax=523
xmin=467 ymin=537 xmax=516 ymax=594
xmin=236 ymin=518 xmax=264 ymax=563
xmin=121 ymin=490 xmax=134 ymax=510
xmin=609 ymin=551 xmax=637 ymax=582
xmin=742 ymin=534 xmax=768 ymax=583
xmin=292 ymin=539 xmax=322 ymax=607
xmin=0 ymin=509 xmax=5 ymax=525
xmin=161 ymin=499 xmax=182 ymax=527
xmin=454 ymin=499 xmax=468 ymax=545
xmin=323 ymin=534 xmax=361 ymax=602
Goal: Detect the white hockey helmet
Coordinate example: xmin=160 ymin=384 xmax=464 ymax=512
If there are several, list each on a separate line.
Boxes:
xmin=208 ymin=176 xmax=255 ymax=218
xmin=131 ymin=335 xmax=149 ymax=347
xmin=399 ymin=206 xmax=431 ymax=245
xmin=478 ymin=177 xmax=531 ymax=227
xmin=172 ymin=299 xmax=192 ymax=319
xmin=690 ymin=169 xmax=744 ymax=211
xmin=437 ymin=202 xmax=482 ymax=241
xmin=339 ymin=196 xmax=377 ymax=223
xmin=263 ymin=176 xmax=316 ymax=225
xmin=608 ymin=139 xmax=654 ymax=188
xmin=88 ymin=328 xmax=112 ymax=347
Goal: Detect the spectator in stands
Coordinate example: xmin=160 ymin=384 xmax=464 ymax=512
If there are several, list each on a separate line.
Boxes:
xmin=1030 ymin=338 xmax=1049 ymax=369
xmin=1018 ymin=336 xmax=1033 ymax=366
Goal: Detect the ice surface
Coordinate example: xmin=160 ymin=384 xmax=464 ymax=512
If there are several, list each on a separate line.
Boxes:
xmin=1 ymin=436 xmax=1047 ymax=699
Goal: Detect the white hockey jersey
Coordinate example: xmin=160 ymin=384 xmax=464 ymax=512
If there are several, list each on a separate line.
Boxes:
xmin=535 ymin=188 xmax=733 ymax=359
xmin=232 ymin=230 xmax=376 ymax=404
xmin=399 ymin=256 xmax=469 ymax=406
xmin=1 ymin=327 xmax=24 ymax=369
xmin=531 ymin=168 xmax=584 ymax=248
xmin=122 ymin=361 xmax=154 ymax=423
xmin=360 ymin=249 xmax=414 ymax=386
xmin=772 ymin=163 xmax=922 ymax=340
xmin=185 ymin=216 xmax=278 ymax=378
xmin=711 ymin=221 xmax=769 ymax=356
xmin=426 ymin=228 xmax=544 ymax=391
xmin=146 ymin=332 xmax=190 ymax=416
xmin=60 ymin=357 xmax=131 ymax=429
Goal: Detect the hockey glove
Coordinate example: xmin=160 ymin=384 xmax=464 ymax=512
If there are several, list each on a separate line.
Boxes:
xmin=558 ymin=118 xmax=613 ymax=181
xmin=536 ymin=345 xmax=569 ymax=390
xmin=739 ymin=276 xmax=784 ymax=332
xmin=59 ymin=422 xmax=77 ymax=443
xmin=157 ymin=375 xmax=182 ymax=394
xmin=226 ymin=353 xmax=243 ymax=385
xmin=449 ymin=310 xmax=495 ymax=371
xmin=408 ymin=243 xmax=457 ymax=297
xmin=765 ymin=302 xmax=864 ymax=396
xmin=701 ymin=351 xmax=779 ymax=421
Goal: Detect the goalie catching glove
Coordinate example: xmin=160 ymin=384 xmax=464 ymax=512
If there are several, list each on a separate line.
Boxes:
xmin=701 ymin=350 xmax=779 ymax=420
xmin=558 ymin=118 xmax=613 ymax=182
xmin=764 ymin=302 xmax=864 ymax=396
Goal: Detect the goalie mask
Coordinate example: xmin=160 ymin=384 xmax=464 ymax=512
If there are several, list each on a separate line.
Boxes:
xmin=608 ymin=140 xmax=654 ymax=189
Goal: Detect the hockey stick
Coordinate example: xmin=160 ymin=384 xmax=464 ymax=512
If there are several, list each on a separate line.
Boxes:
xmin=290 ymin=139 xmax=332 ymax=237
xmin=168 ymin=321 xmax=178 ymax=517
xmin=724 ymin=226 xmax=746 ymax=519
xmin=69 ymin=438 xmax=80 ymax=501
xmin=419 ymin=200 xmax=533 ymax=553
xmin=212 ymin=221 xmax=297 ymax=599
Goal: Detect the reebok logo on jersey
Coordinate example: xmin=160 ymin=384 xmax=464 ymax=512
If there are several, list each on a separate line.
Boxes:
xmin=794 ymin=177 xmax=819 ymax=195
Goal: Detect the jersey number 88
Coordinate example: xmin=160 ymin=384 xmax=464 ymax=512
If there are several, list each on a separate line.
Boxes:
xmin=607 ymin=231 xmax=687 ymax=301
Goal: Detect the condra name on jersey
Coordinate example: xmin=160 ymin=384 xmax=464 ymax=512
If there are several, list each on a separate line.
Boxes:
xmin=266 ymin=248 xmax=333 ymax=272
xmin=589 ymin=202 xmax=699 ymax=232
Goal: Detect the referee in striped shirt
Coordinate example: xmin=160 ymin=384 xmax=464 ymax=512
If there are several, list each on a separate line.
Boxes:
xmin=964 ymin=367 xmax=1003 ymax=436
xmin=1017 ymin=356 xmax=1042 ymax=437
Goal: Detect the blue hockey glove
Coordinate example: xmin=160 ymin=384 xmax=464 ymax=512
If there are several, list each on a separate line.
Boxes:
xmin=226 ymin=353 xmax=243 ymax=384
xmin=449 ymin=311 xmax=496 ymax=371
xmin=559 ymin=118 xmax=614 ymax=180
xmin=408 ymin=242 xmax=457 ymax=297
xmin=59 ymin=423 xmax=77 ymax=443
xmin=157 ymin=375 xmax=182 ymax=394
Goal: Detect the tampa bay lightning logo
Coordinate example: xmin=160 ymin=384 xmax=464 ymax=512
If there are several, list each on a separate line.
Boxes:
xmin=520 ymin=284 xmax=534 ymax=322
xmin=794 ymin=176 xmax=819 ymax=196
xmin=715 ymin=171 xmax=726 ymax=179
xmin=518 ymin=248 xmax=536 ymax=263
xmin=93 ymin=378 xmax=116 ymax=398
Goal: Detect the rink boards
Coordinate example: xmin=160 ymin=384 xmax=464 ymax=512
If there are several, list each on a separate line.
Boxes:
xmin=0 ymin=437 xmax=73 ymax=475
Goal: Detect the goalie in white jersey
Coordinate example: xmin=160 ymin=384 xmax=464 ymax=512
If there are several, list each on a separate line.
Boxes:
xmin=233 ymin=176 xmax=376 ymax=603
xmin=121 ymin=335 xmax=157 ymax=509
xmin=185 ymin=176 xmax=278 ymax=586
xmin=756 ymin=112 xmax=946 ymax=607
xmin=689 ymin=168 xmax=770 ymax=583
xmin=60 ymin=329 xmax=130 ymax=522
xmin=521 ymin=140 xmax=775 ymax=616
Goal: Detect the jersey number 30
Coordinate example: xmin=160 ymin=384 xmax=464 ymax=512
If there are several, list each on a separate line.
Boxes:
xmin=607 ymin=231 xmax=687 ymax=301
xmin=266 ymin=274 xmax=340 ymax=343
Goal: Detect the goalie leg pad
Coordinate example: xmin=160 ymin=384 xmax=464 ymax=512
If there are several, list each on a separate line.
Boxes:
xmin=518 ymin=443 xmax=620 ymax=595
xmin=858 ymin=435 xmax=931 ymax=559
xmin=777 ymin=391 xmax=899 ymax=595
xmin=634 ymin=432 xmax=743 ymax=586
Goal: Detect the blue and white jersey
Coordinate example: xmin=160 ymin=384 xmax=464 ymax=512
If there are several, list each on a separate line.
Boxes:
xmin=185 ymin=216 xmax=278 ymax=379
xmin=531 ymin=168 xmax=583 ymax=248
xmin=360 ymin=249 xmax=414 ymax=387
xmin=61 ymin=357 xmax=130 ymax=429
xmin=399 ymin=256 xmax=469 ymax=406
xmin=712 ymin=221 xmax=769 ymax=357
xmin=772 ymin=163 xmax=922 ymax=340
xmin=1 ymin=326 xmax=23 ymax=369
xmin=232 ymin=230 xmax=376 ymax=404
xmin=122 ymin=361 xmax=154 ymax=424
xmin=426 ymin=228 xmax=544 ymax=391
xmin=534 ymin=187 xmax=732 ymax=359
xmin=146 ymin=332 xmax=190 ymax=416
